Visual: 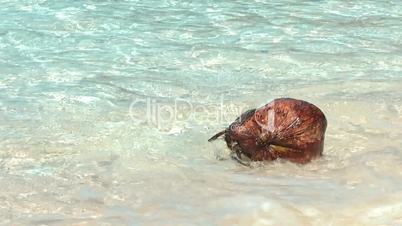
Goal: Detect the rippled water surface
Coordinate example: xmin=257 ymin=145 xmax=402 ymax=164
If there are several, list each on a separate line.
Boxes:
xmin=1 ymin=0 xmax=402 ymax=225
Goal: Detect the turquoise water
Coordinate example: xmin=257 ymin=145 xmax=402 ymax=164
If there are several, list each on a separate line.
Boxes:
xmin=1 ymin=0 xmax=402 ymax=225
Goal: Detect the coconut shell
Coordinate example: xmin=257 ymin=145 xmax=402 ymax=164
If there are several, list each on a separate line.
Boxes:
xmin=209 ymin=98 xmax=327 ymax=164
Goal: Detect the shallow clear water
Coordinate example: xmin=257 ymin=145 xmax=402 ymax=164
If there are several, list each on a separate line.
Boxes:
xmin=1 ymin=0 xmax=402 ymax=225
